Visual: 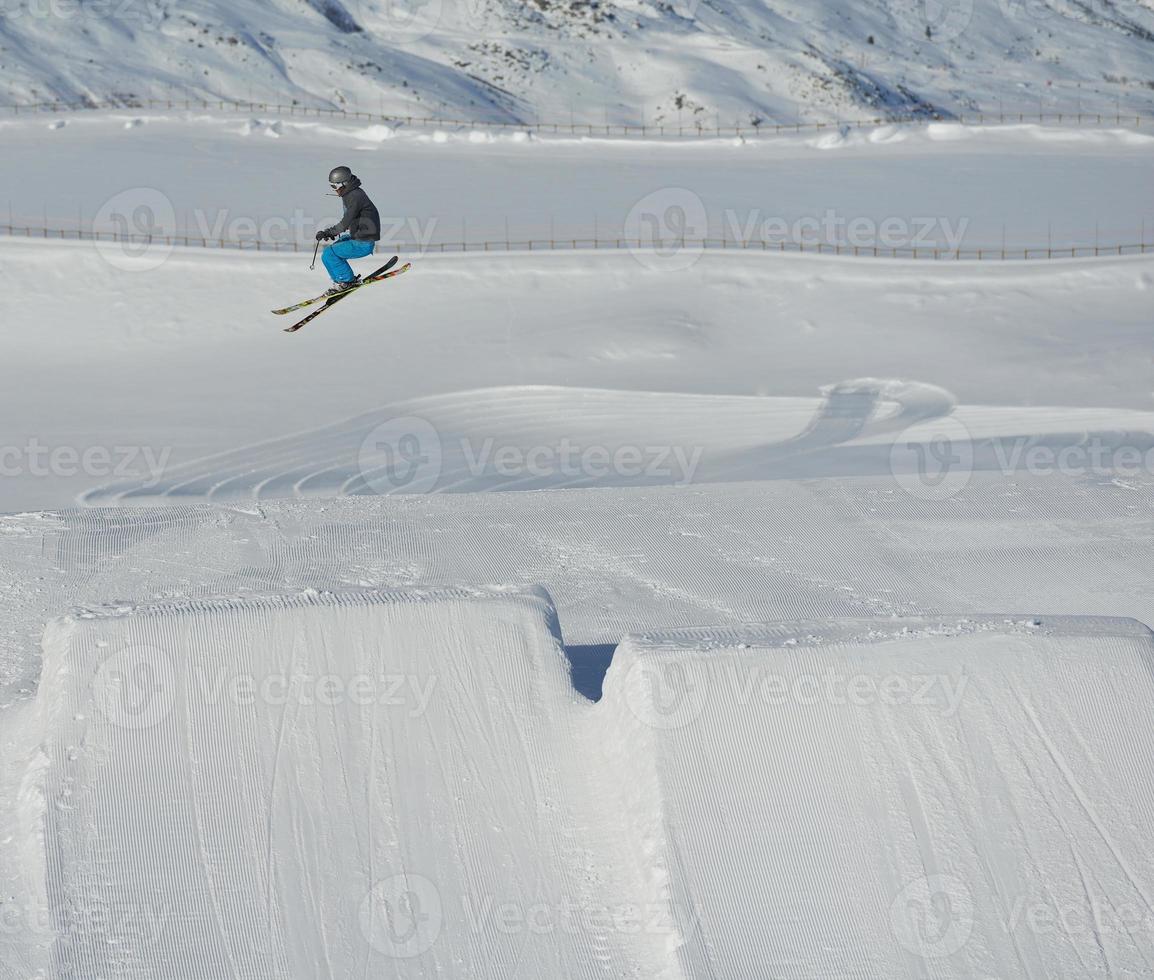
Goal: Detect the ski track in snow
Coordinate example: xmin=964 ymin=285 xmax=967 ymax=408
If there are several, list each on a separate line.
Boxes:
xmin=73 ymin=381 xmax=1154 ymax=506
xmin=8 ymin=595 xmax=1154 ymax=976
xmin=2 ymin=471 xmax=1154 ymax=712
xmin=2 ymin=116 xmax=1154 ymax=978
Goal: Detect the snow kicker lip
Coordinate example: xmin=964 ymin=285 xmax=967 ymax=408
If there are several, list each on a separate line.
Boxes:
xmin=29 ymin=590 xmax=1154 ymax=977
xmin=620 ymin=613 xmax=1154 ymax=652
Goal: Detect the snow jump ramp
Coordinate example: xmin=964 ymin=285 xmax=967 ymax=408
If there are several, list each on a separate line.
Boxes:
xmin=31 ymin=596 xmax=1154 ymax=978
xmin=606 ymin=616 xmax=1154 ymax=978
xmin=37 ymin=586 xmax=664 ymax=978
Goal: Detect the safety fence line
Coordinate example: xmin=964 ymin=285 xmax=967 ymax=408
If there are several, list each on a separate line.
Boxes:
xmin=1 ymin=98 xmax=1150 ymax=138
xmin=2 ymin=224 xmax=1152 ymax=261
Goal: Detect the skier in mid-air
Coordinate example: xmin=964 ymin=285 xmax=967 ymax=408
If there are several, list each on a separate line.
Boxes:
xmin=315 ymin=166 xmax=381 ymax=295
xmin=275 ymin=167 xmax=407 ymax=331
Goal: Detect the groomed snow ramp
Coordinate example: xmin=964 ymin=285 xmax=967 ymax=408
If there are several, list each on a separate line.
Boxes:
xmin=605 ymin=616 xmax=1154 ymax=979
xmin=37 ymin=586 xmax=648 ymax=979
xmin=32 ymin=604 xmax=1154 ymax=977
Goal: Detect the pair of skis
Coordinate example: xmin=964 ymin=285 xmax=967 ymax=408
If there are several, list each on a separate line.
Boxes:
xmin=274 ymin=255 xmax=411 ymax=333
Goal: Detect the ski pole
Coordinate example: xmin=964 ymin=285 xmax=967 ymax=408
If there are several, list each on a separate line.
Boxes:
xmin=309 ymin=240 xmax=320 ymax=270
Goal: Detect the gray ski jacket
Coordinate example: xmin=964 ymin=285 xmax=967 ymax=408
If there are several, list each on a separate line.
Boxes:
xmin=323 ymin=177 xmax=381 ymax=242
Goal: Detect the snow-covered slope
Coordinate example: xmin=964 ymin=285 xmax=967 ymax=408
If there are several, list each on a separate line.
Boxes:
xmin=4 ymin=96 xmax=1154 ymax=979
xmin=6 ymin=111 xmax=1153 ymax=249
xmin=2 ymin=232 xmax=1152 ymax=511
xmin=10 ymin=585 xmax=1154 ymax=975
xmin=609 ymin=616 xmax=1154 ymax=975
xmin=76 ymin=383 xmax=1154 ymax=503
xmin=32 ymin=586 xmax=671 ymax=978
xmin=1 ymin=118 xmax=1152 ymax=512
xmin=2 ymin=0 xmax=1154 ymax=122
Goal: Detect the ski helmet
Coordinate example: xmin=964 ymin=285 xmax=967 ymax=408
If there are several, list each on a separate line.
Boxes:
xmin=328 ymin=165 xmax=354 ymax=187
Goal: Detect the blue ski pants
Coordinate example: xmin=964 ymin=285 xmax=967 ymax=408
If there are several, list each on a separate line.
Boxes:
xmin=322 ymin=237 xmax=376 ymax=283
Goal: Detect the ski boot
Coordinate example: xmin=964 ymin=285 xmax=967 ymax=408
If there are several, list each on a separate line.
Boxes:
xmin=325 ymin=277 xmax=361 ymax=297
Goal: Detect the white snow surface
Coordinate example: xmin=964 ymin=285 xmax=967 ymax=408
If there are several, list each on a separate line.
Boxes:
xmin=1 ymin=114 xmax=1153 ymax=514
xmin=33 ymin=586 xmax=659 ymax=978
xmin=2 ymin=114 xmax=1154 ymax=977
xmin=610 ymin=617 xmax=1154 ymax=976
xmin=8 ymin=591 xmax=1154 ymax=975
xmin=2 ymin=225 xmax=1153 ymax=511
xmin=5 ymin=111 xmax=1153 ymax=250
xmin=2 ymin=0 xmax=1154 ymax=122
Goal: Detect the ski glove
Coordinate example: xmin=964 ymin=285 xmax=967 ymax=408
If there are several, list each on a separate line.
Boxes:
xmin=316 ymin=230 xmax=335 ymax=242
